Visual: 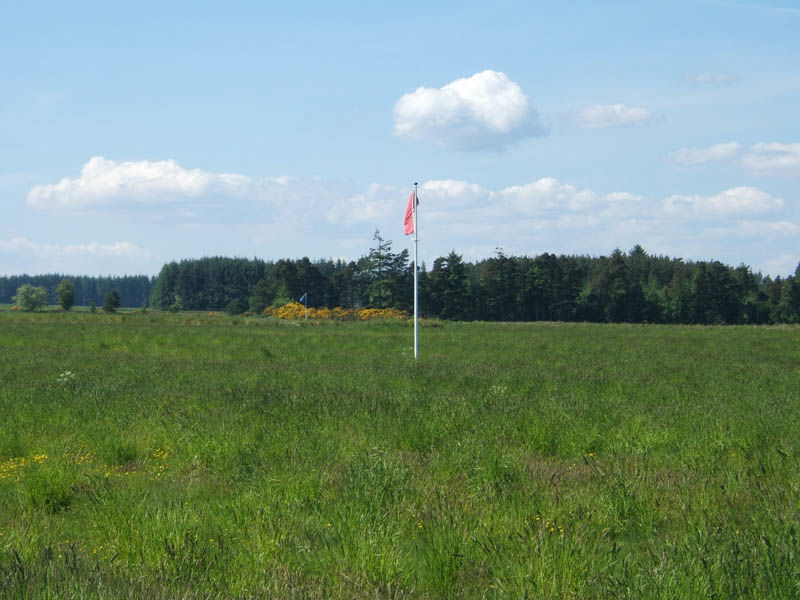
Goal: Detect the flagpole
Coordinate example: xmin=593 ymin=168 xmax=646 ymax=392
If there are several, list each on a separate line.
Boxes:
xmin=413 ymin=182 xmax=419 ymax=360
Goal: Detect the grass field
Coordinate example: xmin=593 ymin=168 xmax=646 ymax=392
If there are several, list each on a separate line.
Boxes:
xmin=1 ymin=310 xmax=798 ymax=598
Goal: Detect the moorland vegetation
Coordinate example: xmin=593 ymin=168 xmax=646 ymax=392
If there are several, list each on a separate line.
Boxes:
xmin=0 ymin=311 xmax=797 ymax=597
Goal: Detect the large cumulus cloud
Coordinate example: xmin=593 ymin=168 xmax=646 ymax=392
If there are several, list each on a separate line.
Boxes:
xmin=393 ymin=70 xmax=548 ymax=151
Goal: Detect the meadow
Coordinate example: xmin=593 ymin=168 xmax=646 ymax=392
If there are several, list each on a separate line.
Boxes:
xmin=0 ymin=310 xmax=798 ymax=598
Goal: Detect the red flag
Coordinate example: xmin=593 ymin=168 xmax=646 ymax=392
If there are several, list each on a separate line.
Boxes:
xmin=404 ymin=190 xmax=417 ymax=235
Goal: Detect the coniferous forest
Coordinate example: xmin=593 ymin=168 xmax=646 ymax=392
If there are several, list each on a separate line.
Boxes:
xmin=0 ymin=274 xmax=154 ymax=309
xmin=3 ymin=236 xmax=799 ymax=324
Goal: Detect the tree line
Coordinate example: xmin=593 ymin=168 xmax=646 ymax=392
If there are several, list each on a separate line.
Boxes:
xmin=0 ymin=274 xmax=154 ymax=308
xmin=0 ymin=273 xmax=155 ymax=308
xmin=147 ymin=235 xmax=800 ymax=324
xmin=3 ymin=234 xmax=798 ymax=323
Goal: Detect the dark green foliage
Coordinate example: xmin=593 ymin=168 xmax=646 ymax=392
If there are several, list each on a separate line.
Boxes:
xmin=0 ymin=274 xmax=152 ymax=307
xmin=148 ymin=247 xmax=799 ymax=324
xmin=429 ymin=251 xmax=470 ymax=320
xmin=666 ymin=262 xmax=693 ymax=323
xmin=8 ymin=245 xmax=796 ymax=325
xmin=477 ymin=250 xmax=520 ymax=320
xmin=247 ymin=258 xmax=330 ymax=312
xmin=776 ymin=275 xmax=800 ymax=323
xmin=150 ymin=257 xmax=270 ymax=310
xmin=226 ymin=298 xmax=247 ymax=315
xmin=248 ymin=278 xmax=272 ymax=314
xmin=102 ymin=290 xmax=121 ymax=313
xmin=589 ymin=249 xmax=645 ymax=322
xmin=55 ymin=279 xmax=75 ymax=311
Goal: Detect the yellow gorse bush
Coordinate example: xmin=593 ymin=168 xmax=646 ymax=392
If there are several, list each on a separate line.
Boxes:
xmin=263 ymin=302 xmax=408 ymax=321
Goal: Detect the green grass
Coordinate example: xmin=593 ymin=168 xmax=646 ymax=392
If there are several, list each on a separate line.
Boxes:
xmin=1 ymin=310 xmax=799 ymax=598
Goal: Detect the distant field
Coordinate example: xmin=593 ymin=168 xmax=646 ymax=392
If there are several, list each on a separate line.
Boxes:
xmin=1 ymin=311 xmax=798 ymax=598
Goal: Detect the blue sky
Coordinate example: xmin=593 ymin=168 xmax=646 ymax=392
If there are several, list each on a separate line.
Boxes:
xmin=2 ymin=0 xmax=799 ymax=276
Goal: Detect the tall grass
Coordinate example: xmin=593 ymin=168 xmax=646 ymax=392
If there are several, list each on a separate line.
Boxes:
xmin=0 ymin=311 xmax=798 ymax=598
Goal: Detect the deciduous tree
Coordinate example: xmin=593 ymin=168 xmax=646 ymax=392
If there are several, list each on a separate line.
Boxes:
xmin=12 ymin=284 xmax=48 ymax=312
xmin=55 ymin=279 xmax=75 ymax=311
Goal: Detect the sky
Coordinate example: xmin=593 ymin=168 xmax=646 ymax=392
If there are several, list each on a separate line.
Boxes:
xmin=2 ymin=0 xmax=799 ymax=276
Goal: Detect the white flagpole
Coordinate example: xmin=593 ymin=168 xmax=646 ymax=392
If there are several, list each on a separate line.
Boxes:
xmin=413 ymin=182 xmax=419 ymax=360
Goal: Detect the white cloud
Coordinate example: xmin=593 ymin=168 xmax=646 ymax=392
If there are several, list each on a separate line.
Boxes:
xmin=732 ymin=220 xmax=800 ymax=236
xmin=0 ymin=236 xmax=150 ymax=260
xmin=663 ymin=186 xmax=782 ymax=216
xmin=413 ymin=177 xmax=600 ymax=223
xmin=760 ymin=255 xmax=800 ymax=277
xmin=22 ymin=159 xmax=798 ymax=278
xmin=421 ymin=179 xmax=485 ymax=199
xmin=419 ymin=180 xmax=486 ymax=211
xmin=740 ymin=142 xmax=800 ymax=175
xmin=27 ymin=156 xmax=253 ymax=210
xmin=671 ymin=142 xmax=742 ymax=165
xmin=0 ymin=236 xmax=154 ymax=275
xmin=667 ymin=141 xmax=800 ymax=175
xmin=393 ymin=70 xmax=548 ymax=151
xmin=326 ymin=183 xmax=399 ymax=225
xmin=496 ymin=178 xmax=598 ymax=214
xmin=605 ymin=192 xmax=643 ymax=203
xmin=61 ymin=241 xmax=150 ymax=258
xmin=684 ymin=73 xmax=736 ymax=85
xmin=600 ymin=192 xmax=645 ymax=219
xmin=0 ymin=237 xmax=38 ymax=253
xmin=578 ymin=103 xmax=658 ymax=129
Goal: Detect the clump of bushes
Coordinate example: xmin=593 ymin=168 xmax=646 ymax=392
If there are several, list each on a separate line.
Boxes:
xmin=263 ymin=302 xmax=408 ymax=321
xmin=226 ymin=298 xmax=247 ymax=315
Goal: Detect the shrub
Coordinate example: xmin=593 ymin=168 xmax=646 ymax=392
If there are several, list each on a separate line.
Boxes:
xmin=226 ymin=298 xmax=247 ymax=315
xmin=168 ymin=294 xmax=184 ymax=313
xmin=103 ymin=290 xmax=121 ymax=313
xmin=263 ymin=302 xmax=409 ymax=321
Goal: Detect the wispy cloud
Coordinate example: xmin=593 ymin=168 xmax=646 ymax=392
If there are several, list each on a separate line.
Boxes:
xmin=760 ymin=254 xmax=800 ymax=277
xmin=669 ymin=141 xmax=800 ymax=175
xmin=0 ymin=236 xmax=155 ymax=276
xmin=741 ymin=143 xmax=800 ymax=175
xmin=577 ymin=104 xmax=660 ymax=129
xmin=663 ymin=186 xmax=783 ymax=216
xmin=670 ymin=142 xmax=742 ymax=165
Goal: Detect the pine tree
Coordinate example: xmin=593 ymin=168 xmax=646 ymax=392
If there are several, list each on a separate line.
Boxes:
xmin=102 ymin=289 xmax=121 ymax=313
xmin=691 ymin=262 xmax=719 ymax=324
xmin=366 ymin=230 xmax=396 ymax=308
xmin=479 ymin=251 xmax=519 ymax=320
xmin=429 ymin=251 xmax=470 ymax=320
